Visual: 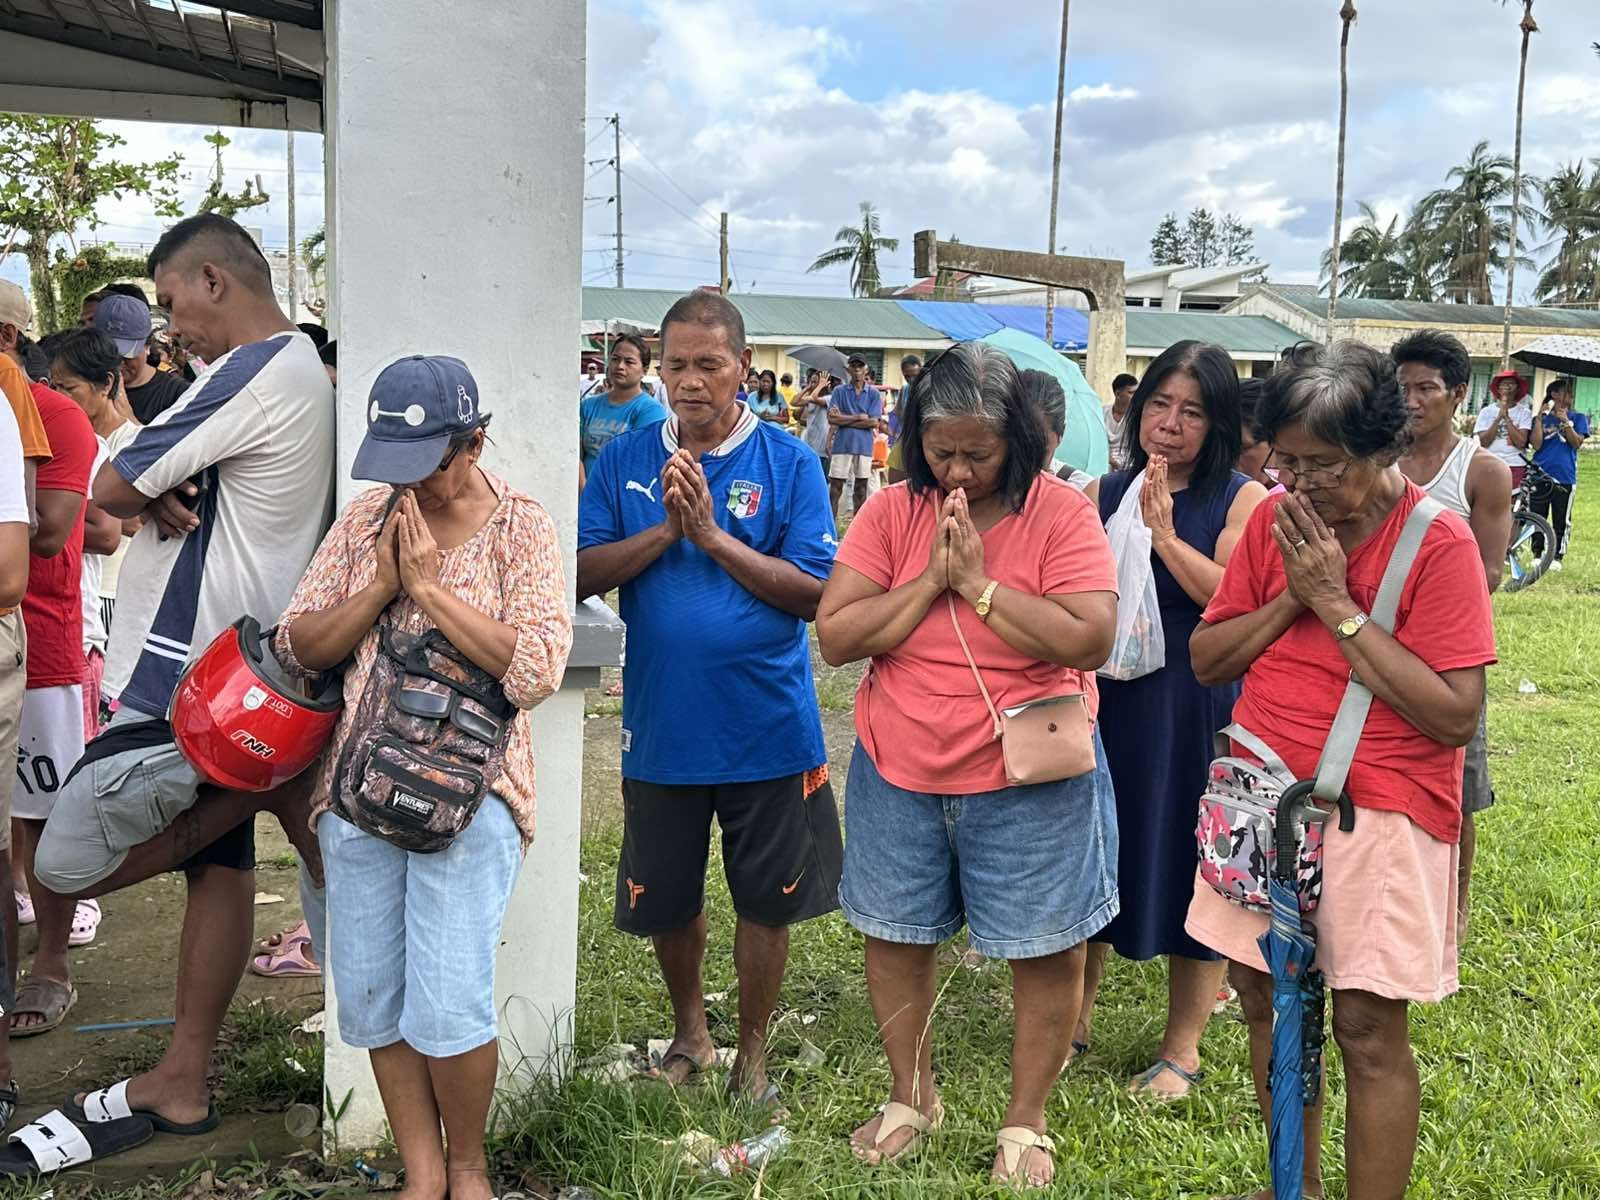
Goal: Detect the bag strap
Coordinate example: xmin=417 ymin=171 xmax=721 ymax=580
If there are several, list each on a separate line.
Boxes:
xmin=947 ymin=593 xmax=1003 ymax=741
xmin=1311 ymin=495 xmax=1444 ymax=803
xmin=1217 ymin=722 xmax=1293 ymax=782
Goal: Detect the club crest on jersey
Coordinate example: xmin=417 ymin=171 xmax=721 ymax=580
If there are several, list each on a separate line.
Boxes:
xmin=726 ymin=480 xmax=763 ymax=519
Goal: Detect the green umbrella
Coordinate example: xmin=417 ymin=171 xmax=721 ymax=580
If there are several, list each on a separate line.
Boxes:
xmin=979 ymin=327 xmax=1109 ymax=477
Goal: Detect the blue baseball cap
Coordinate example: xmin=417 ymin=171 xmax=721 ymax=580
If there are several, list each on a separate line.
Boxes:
xmin=93 ymin=293 xmax=153 ymax=358
xmin=352 ymin=355 xmax=485 ymax=484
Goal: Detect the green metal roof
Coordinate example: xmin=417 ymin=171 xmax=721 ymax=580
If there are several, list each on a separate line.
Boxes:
xmin=1124 ymin=310 xmax=1302 ymax=354
xmin=581 ymin=287 xmax=947 ymax=342
xmin=1272 ymin=289 xmax=1600 ymax=330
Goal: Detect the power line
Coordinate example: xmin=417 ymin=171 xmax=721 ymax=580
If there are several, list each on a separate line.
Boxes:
xmin=618 ymin=129 xmax=716 ymax=222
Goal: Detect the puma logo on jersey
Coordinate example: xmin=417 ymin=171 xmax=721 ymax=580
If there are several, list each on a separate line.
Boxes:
xmin=625 ymin=478 xmax=660 ymax=503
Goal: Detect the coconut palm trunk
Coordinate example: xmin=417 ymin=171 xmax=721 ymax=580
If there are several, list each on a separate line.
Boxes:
xmin=1044 ymin=0 xmax=1069 ymax=347
xmin=1326 ymin=1 xmax=1357 ymax=342
xmin=1501 ymin=1 xmax=1537 ymax=367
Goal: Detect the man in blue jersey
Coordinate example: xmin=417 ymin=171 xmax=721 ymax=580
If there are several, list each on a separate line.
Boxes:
xmin=29 ymin=215 xmax=334 ymax=1152
xmin=827 ymin=355 xmax=881 ymax=519
xmin=579 ymin=335 xmax=668 ymax=474
xmin=577 ymin=291 xmax=840 ymax=1106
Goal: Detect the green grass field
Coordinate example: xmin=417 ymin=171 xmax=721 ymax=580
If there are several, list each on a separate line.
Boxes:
xmin=501 ymin=458 xmax=1600 ymax=1199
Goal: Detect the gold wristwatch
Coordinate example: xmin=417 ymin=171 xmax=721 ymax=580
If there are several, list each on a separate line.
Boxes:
xmin=1334 ymin=612 xmax=1369 ymax=641
xmin=975 ymin=580 xmax=1000 ymax=621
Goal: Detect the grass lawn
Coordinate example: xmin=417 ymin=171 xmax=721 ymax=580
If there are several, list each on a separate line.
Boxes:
xmin=503 ymin=458 xmax=1600 ymax=1199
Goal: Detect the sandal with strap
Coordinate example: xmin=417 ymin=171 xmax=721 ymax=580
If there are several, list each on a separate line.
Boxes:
xmin=851 ymin=1099 xmax=944 ymax=1165
xmin=250 ymin=937 xmax=320 ymax=979
xmin=255 ymin=920 xmax=312 ymax=957
xmin=0 ymin=1081 xmax=18 ymax=1132
xmin=993 ymin=1125 xmax=1055 ymax=1188
xmin=14 ymin=891 xmax=33 ymax=927
xmin=66 ymin=1079 xmax=220 ymax=1136
xmin=1128 ymin=1057 xmax=1204 ymax=1101
xmin=9 ymin=979 xmax=77 ymax=1039
xmin=0 ymin=1109 xmax=153 ymax=1176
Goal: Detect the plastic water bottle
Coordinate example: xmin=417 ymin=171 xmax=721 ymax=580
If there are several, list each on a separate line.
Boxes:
xmin=705 ymin=1126 xmax=792 ymax=1177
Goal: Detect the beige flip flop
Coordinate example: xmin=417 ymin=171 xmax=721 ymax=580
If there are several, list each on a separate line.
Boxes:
xmin=993 ymin=1125 xmax=1055 ymax=1189
xmin=852 ymin=1098 xmax=944 ymax=1164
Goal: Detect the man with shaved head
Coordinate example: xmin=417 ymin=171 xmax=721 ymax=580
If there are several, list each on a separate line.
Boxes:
xmin=24 ymin=214 xmax=334 ymax=1158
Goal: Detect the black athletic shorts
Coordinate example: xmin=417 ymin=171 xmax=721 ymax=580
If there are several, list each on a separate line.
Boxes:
xmin=613 ymin=769 xmax=843 ymax=935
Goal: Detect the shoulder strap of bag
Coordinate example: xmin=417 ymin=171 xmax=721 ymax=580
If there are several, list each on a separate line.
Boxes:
xmin=1217 ymin=722 xmax=1293 ymax=782
xmin=947 ymin=593 xmax=1003 ymax=741
xmin=1311 ymin=495 xmax=1445 ymax=803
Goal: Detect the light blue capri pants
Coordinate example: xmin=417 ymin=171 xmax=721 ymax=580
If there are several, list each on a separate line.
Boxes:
xmin=318 ymin=794 xmax=522 ymax=1059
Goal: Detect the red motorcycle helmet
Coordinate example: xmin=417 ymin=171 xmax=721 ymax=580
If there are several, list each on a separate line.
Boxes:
xmin=169 ymin=616 xmax=344 ymax=792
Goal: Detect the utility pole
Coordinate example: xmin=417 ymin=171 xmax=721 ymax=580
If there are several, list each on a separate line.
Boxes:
xmin=612 ymin=114 xmax=624 ymax=288
xmin=285 ymin=129 xmax=297 ymax=320
xmin=720 ymin=212 xmax=730 ymax=295
xmin=1044 ymin=0 xmax=1070 ymax=348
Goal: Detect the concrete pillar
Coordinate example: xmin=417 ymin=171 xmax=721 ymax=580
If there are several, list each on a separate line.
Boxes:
xmin=1085 ymin=305 xmax=1128 ymax=400
xmin=321 ymin=0 xmax=587 ymax=1147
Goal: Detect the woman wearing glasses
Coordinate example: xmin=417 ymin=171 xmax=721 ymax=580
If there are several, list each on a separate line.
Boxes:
xmin=275 ymin=356 xmax=572 ymax=1200
xmin=1074 ymin=341 xmax=1267 ymax=1098
xmin=1188 ymin=341 xmax=1493 ymax=1199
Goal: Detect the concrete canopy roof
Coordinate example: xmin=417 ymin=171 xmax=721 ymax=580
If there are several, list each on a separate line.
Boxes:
xmin=582 ymin=286 xmax=951 ymax=347
xmin=0 ymin=0 xmax=323 ymax=129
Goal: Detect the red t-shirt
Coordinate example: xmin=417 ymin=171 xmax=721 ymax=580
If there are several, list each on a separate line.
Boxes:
xmin=1203 ymin=482 xmax=1496 ymax=843
xmin=22 ymin=382 xmax=94 ymax=687
xmin=835 ymin=474 xmax=1118 ymax=794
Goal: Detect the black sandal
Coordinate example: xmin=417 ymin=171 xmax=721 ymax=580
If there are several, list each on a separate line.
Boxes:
xmin=0 ymin=1081 xmax=17 ymax=1131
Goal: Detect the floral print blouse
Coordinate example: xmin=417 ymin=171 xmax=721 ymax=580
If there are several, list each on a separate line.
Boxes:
xmin=275 ymin=472 xmax=572 ymax=846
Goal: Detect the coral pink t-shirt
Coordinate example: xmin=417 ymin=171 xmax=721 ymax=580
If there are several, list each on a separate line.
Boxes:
xmin=1203 ymin=482 xmax=1495 ymax=844
xmin=835 ymin=474 xmax=1118 ymax=795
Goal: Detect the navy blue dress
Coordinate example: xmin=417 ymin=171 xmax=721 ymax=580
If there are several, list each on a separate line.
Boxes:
xmin=1094 ymin=469 xmax=1250 ymax=961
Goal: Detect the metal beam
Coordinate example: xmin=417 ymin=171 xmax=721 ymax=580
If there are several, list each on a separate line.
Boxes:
xmin=84 ymin=1 xmax=117 ymax=39
xmin=169 ymin=0 xmax=203 ymax=60
xmin=178 ymin=0 xmax=322 ymax=31
xmin=125 ymin=0 xmax=160 ymax=50
xmin=0 ymin=9 xmax=321 ymax=99
xmin=219 ymin=8 xmax=242 ymax=67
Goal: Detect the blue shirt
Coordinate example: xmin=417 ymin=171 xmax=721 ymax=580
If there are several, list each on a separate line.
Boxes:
xmin=1533 ymin=410 xmax=1589 ymax=486
xmin=578 ymin=412 xmax=837 ymax=784
xmin=580 ymin=391 xmax=668 ymax=471
xmin=829 ymin=383 xmax=881 ymax=457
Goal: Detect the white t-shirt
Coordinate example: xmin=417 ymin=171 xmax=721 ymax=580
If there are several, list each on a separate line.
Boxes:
xmin=1473 ymin=401 xmax=1533 ymax=469
xmin=104 ymin=331 xmax=336 ymax=717
xmin=96 ymin=423 xmax=140 ymax=605
xmin=81 ymin=439 xmax=110 ymax=655
xmin=1103 ymin=404 xmax=1127 ymax=468
xmin=0 ymin=396 xmax=25 ymax=527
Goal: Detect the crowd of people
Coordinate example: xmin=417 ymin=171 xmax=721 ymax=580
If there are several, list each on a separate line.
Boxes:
xmin=0 ymin=209 xmax=1585 ymax=1195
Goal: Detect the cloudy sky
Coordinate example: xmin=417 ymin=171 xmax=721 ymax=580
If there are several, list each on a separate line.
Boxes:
xmin=6 ymin=0 xmax=1599 ymax=301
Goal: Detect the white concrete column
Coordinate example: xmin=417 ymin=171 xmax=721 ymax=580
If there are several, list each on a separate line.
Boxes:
xmin=321 ymin=0 xmax=586 ymax=1148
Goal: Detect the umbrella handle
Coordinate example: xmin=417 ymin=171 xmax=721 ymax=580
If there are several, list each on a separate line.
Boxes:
xmin=1274 ymin=781 xmax=1354 ymax=883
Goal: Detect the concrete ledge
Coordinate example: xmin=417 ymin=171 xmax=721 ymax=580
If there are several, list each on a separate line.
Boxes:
xmin=568 ymin=597 xmax=624 ymax=672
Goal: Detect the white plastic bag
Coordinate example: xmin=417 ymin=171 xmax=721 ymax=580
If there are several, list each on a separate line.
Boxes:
xmin=1097 ymin=471 xmax=1166 ymax=681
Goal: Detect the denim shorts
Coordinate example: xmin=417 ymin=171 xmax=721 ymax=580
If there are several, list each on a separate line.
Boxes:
xmin=839 ymin=737 xmax=1119 ymax=960
xmin=319 ymin=793 xmax=522 ymax=1058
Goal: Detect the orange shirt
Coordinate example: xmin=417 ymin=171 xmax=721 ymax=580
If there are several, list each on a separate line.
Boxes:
xmin=0 ymin=354 xmax=50 ymax=461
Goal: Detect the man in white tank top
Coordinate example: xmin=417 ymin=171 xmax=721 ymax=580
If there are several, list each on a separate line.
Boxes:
xmin=1393 ymin=330 xmax=1512 ymax=938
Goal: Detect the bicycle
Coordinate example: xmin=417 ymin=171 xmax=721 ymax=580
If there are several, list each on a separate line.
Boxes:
xmin=1503 ymin=455 xmax=1557 ymax=593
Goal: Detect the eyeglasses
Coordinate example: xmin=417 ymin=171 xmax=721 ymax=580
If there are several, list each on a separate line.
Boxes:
xmin=1269 ymin=452 xmax=1352 ymax=488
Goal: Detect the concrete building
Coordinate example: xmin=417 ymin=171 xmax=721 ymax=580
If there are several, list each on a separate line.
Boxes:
xmin=1229 ymin=284 xmax=1600 ymax=409
xmin=1 ymin=0 xmax=607 ymax=1150
xmin=968 ymin=261 xmax=1268 ymax=313
xmin=1124 ymin=310 xmax=1301 ymax=379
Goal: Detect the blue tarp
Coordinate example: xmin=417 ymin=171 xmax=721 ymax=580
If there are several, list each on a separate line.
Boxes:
xmin=893 ymin=300 xmax=1089 ymax=352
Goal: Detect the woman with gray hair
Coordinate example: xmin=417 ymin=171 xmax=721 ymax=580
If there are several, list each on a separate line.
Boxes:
xmin=1189 ymin=341 xmax=1495 ymax=1200
xmin=816 ymin=342 xmax=1119 ymax=1188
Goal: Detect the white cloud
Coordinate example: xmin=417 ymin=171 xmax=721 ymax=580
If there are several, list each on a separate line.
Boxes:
xmin=1069 ymin=83 xmax=1138 ymax=103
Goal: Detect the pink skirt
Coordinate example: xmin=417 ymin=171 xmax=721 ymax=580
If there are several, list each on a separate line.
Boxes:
xmin=1185 ymin=805 xmax=1460 ymax=1003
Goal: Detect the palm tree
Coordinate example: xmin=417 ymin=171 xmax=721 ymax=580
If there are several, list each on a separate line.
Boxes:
xmin=808 ymin=202 xmax=901 ymax=297
xmin=1532 ymin=162 xmax=1600 ymax=306
xmin=1500 ymin=0 xmax=1538 ymax=364
xmin=1320 ymin=203 xmax=1410 ymax=299
xmin=1416 ymin=140 xmax=1531 ymax=304
xmin=1320 ymin=202 xmax=1444 ymax=301
xmin=1326 ymin=1 xmax=1357 ymax=338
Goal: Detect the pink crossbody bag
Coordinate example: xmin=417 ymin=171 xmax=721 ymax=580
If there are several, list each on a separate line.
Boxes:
xmin=948 ymin=593 xmax=1096 ymax=786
